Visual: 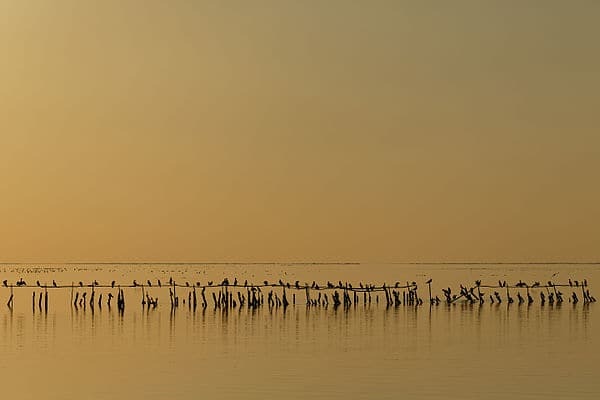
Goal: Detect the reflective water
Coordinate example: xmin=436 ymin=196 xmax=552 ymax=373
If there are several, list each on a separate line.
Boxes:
xmin=0 ymin=263 xmax=597 ymax=399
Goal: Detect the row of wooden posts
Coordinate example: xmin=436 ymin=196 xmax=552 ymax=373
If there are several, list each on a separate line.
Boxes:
xmin=5 ymin=279 xmax=597 ymax=312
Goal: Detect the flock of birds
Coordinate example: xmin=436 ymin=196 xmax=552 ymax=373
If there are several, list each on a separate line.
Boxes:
xmin=1 ymin=276 xmax=596 ymax=309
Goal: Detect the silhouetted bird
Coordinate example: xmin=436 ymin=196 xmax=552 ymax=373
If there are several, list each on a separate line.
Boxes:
xmin=111 ymin=281 xmax=116 ymax=288
xmin=569 ymin=279 xmax=573 ymax=287
xmin=426 ymin=279 xmax=433 ymax=284
xmin=264 ymin=280 xmax=269 ymax=286
xmin=157 ymin=280 xmax=161 ymax=287
xmin=208 ymin=281 xmax=213 ymax=286
xmin=53 ymin=280 xmax=57 ymax=288
xmin=147 ymin=280 xmax=152 ymax=287
xmin=37 ymin=281 xmax=41 ymax=287
xmin=2 ymin=280 xmax=7 ymax=287
xmin=133 ymin=280 xmax=138 ymax=287
xmin=79 ymin=281 xmax=83 ymax=287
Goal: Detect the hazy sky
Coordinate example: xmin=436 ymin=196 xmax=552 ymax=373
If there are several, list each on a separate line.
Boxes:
xmin=0 ymin=1 xmax=598 ymax=262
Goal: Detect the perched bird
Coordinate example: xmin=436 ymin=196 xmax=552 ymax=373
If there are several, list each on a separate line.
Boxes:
xmin=53 ymin=280 xmax=57 ymax=287
xmin=147 ymin=280 xmax=152 ymax=287
xmin=133 ymin=280 xmax=138 ymax=287
xmin=426 ymin=279 xmax=432 ymax=284
xmin=111 ymin=281 xmax=116 ymax=288
xmin=2 ymin=280 xmax=7 ymax=287
xmin=157 ymin=279 xmax=162 ymax=287
xmin=37 ymin=280 xmax=41 ymax=287
xmin=79 ymin=281 xmax=84 ymax=287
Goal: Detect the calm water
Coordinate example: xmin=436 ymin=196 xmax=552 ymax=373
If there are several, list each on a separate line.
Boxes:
xmin=0 ymin=263 xmax=597 ymax=399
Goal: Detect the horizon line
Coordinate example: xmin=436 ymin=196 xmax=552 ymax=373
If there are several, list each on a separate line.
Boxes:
xmin=1 ymin=261 xmax=600 ymax=265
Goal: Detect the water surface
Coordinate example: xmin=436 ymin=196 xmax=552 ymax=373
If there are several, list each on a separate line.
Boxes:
xmin=0 ymin=263 xmax=597 ymax=399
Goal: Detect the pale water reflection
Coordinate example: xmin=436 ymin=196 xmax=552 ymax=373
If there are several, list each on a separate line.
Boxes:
xmin=0 ymin=263 xmax=597 ymax=399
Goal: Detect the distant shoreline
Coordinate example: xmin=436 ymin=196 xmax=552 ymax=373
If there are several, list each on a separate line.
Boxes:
xmin=1 ymin=261 xmax=599 ymax=265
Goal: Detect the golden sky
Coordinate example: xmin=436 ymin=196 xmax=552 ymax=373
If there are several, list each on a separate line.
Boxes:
xmin=0 ymin=1 xmax=598 ymax=262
